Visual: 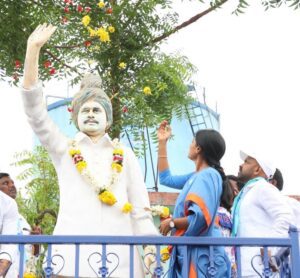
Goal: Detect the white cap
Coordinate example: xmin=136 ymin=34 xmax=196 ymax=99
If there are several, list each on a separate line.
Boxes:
xmin=240 ymin=150 xmax=276 ymax=180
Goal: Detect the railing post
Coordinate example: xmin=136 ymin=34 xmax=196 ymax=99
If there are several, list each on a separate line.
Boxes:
xmin=18 ymin=244 xmax=25 ymax=277
xmin=74 ymin=244 xmax=80 ymax=278
xmin=129 ymin=245 xmax=134 ymax=278
xmin=289 ymin=225 xmax=300 ymax=277
xmin=100 ymin=244 xmax=108 ymax=278
xmin=44 ymin=244 xmax=53 ymax=278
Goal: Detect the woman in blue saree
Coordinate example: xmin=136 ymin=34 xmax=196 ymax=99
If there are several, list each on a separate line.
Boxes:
xmin=158 ymin=120 xmax=230 ymax=278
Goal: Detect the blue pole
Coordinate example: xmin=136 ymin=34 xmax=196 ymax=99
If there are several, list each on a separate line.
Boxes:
xmin=289 ymin=226 xmax=300 ymax=276
xmin=74 ymin=244 xmax=80 ymax=278
xmin=18 ymin=244 xmax=25 ymax=277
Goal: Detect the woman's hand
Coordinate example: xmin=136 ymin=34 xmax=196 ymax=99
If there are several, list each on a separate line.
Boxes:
xmin=157 ymin=120 xmax=172 ymax=143
xmin=27 ymin=23 xmax=57 ymax=50
xmin=159 ymin=218 xmax=172 ymax=236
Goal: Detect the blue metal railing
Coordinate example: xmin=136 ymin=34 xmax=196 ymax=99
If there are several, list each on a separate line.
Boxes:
xmin=0 ymin=226 xmax=299 ymax=277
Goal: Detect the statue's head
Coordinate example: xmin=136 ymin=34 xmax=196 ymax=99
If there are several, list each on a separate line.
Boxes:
xmin=71 ymin=74 xmax=113 ymax=137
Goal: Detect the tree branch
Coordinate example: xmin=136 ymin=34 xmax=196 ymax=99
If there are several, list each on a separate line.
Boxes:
xmin=43 ymin=49 xmax=78 ymax=73
xmin=152 ymin=0 xmax=228 ymax=44
xmin=34 ymin=209 xmax=57 ymax=225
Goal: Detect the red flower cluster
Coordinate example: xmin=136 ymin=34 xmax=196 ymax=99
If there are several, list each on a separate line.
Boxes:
xmin=73 ymin=153 xmax=84 ymax=164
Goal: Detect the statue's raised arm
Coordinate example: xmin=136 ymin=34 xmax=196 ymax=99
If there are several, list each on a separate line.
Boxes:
xmin=21 ymin=23 xmax=67 ymax=155
xmin=23 ymin=24 xmax=57 ymax=89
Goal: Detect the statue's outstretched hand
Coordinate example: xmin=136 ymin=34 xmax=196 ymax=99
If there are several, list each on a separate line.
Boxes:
xmin=27 ymin=23 xmax=57 ymax=49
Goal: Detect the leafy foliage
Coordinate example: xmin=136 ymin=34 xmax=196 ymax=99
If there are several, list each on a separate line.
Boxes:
xmin=1 ymin=0 xmax=300 ymax=140
xmin=12 ymin=146 xmax=59 ymax=235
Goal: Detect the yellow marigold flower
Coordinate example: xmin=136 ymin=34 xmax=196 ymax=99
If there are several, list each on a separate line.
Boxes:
xmin=160 ymin=247 xmax=170 ymax=262
xmin=87 ymin=27 xmax=97 ymax=37
xmin=97 ymin=27 xmax=110 ymax=42
xmin=99 ymin=190 xmax=117 ymax=206
xmin=113 ymin=149 xmax=124 ymax=156
xmin=112 ymin=162 xmax=123 ymax=173
xmin=76 ymin=161 xmax=87 ymax=173
xmin=160 ymin=207 xmax=170 ymax=218
xmin=82 ymin=15 xmax=91 ymax=27
xmin=143 ymin=86 xmax=151 ymax=95
xmin=122 ymin=202 xmax=133 ymax=213
xmin=69 ymin=149 xmax=80 ymax=156
xmin=118 ymin=62 xmax=126 ymax=70
xmin=98 ymin=1 xmax=105 ymax=8
xmin=24 ymin=273 xmax=37 ymax=278
xmin=108 ymin=26 xmax=115 ymax=33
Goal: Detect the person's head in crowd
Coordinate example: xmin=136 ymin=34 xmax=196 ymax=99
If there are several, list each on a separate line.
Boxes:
xmin=219 ymin=175 xmax=241 ymax=211
xmin=237 ymin=150 xmax=275 ymax=184
xmin=0 ymin=173 xmax=17 ymax=199
xmin=189 ymin=129 xmax=232 ymax=210
xmin=270 ymin=168 xmax=284 ymax=191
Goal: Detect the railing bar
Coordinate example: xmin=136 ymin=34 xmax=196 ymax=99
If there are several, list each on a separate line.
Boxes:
xmin=0 ymin=235 xmax=293 ymax=246
xmin=18 ymin=243 xmax=25 ymax=278
xmin=155 ymin=245 xmax=162 ymax=278
xmin=182 ymin=245 xmax=188 ymax=278
xmin=46 ymin=244 xmax=52 ymax=278
xmin=263 ymin=246 xmax=270 ymax=277
xmin=74 ymin=244 xmax=80 ymax=278
xmin=236 ymin=246 xmax=242 ymax=278
xmin=290 ymin=226 xmax=300 ymax=276
xmin=102 ymin=244 xmax=107 ymax=278
xmin=209 ymin=245 xmax=215 ymax=277
xmin=130 ymin=244 xmax=134 ymax=278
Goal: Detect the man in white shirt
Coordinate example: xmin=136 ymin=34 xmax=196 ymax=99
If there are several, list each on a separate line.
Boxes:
xmin=231 ymin=150 xmax=292 ymax=277
xmin=0 ymin=191 xmax=18 ymax=277
xmin=0 ymin=173 xmax=40 ymax=277
xmin=21 ymin=24 xmax=158 ymax=277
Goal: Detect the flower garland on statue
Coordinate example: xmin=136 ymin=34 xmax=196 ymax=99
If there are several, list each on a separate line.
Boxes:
xmin=69 ymin=138 xmax=171 ymax=217
xmin=69 ymin=138 xmax=123 ymax=207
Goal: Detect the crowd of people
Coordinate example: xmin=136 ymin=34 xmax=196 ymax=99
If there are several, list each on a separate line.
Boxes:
xmin=0 ymin=23 xmax=299 ymax=278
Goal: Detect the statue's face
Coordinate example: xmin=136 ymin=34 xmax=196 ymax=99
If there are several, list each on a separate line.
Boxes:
xmin=77 ymin=100 xmax=107 ymax=136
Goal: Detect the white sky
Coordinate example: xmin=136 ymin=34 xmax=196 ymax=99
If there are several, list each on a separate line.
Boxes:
xmin=1 ymin=1 xmax=300 ymax=194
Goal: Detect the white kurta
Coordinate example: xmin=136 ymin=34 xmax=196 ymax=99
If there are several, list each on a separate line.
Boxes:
xmin=236 ymin=179 xmax=292 ymax=277
xmin=0 ymin=191 xmax=19 ymax=278
xmin=6 ymin=214 xmax=31 ymax=277
xmin=22 ymin=84 xmax=158 ymax=277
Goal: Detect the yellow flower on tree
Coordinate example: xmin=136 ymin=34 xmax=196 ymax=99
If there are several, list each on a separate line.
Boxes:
xmin=87 ymin=27 xmax=97 ymax=37
xmin=143 ymin=86 xmax=152 ymax=95
xmin=82 ymin=15 xmax=91 ymax=27
xmin=118 ymin=62 xmax=126 ymax=69
xmin=160 ymin=247 xmax=170 ymax=262
xmin=99 ymin=190 xmax=117 ymax=206
xmin=112 ymin=162 xmax=122 ymax=173
xmin=98 ymin=1 xmax=105 ymax=8
xmin=160 ymin=207 xmax=170 ymax=218
xmin=122 ymin=202 xmax=133 ymax=213
xmin=97 ymin=27 xmax=110 ymax=42
xmin=108 ymin=26 xmax=115 ymax=33
xmin=76 ymin=161 xmax=87 ymax=173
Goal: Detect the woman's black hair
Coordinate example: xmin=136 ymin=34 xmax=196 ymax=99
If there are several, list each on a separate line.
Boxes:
xmin=195 ymin=129 xmax=233 ymax=210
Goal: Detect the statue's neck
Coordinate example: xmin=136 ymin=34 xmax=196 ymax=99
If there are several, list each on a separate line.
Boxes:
xmin=88 ymin=132 xmax=106 ymax=143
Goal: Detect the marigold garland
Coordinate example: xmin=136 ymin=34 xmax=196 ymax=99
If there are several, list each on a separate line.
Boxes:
xmin=69 ymin=138 xmax=123 ymax=206
xmin=160 ymin=247 xmax=170 ymax=262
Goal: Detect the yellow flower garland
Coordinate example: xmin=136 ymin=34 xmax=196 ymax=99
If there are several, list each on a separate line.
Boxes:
xmin=69 ymin=139 xmax=123 ymax=207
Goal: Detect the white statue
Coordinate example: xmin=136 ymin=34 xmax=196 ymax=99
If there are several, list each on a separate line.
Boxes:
xmin=21 ymin=23 xmax=158 ymax=278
